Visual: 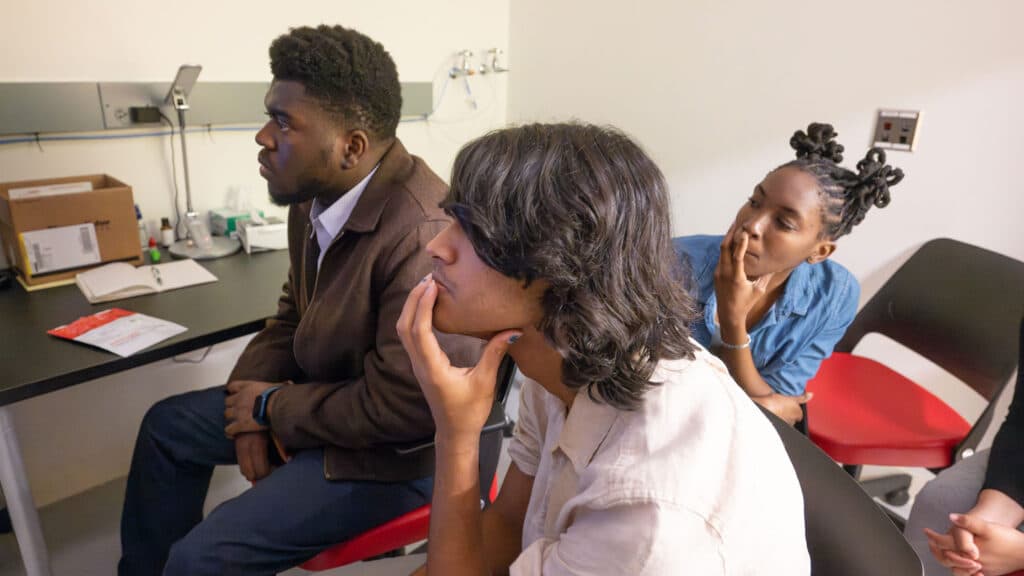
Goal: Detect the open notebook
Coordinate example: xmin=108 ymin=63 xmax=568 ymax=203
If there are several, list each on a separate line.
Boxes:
xmin=75 ymin=259 xmax=218 ymax=303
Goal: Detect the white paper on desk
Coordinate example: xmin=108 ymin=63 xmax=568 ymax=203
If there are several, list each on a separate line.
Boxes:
xmin=48 ymin=308 xmax=187 ymax=357
xmin=21 ymin=223 xmax=102 ymax=274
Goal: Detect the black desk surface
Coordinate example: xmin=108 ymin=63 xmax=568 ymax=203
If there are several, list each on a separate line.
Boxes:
xmin=0 ymin=249 xmax=289 ymax=407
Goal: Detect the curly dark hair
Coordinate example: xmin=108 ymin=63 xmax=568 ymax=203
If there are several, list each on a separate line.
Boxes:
xmin=782 ymin=122 xmax=904 ymax=239
xmin=442 ymin=123 xmax=698 ymax=410
xmin=269 ymin=25 xmax=402 ymax=139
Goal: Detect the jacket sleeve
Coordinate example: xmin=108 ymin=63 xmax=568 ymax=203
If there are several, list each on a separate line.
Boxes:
xmin=268 ymin=220 xmax=482 ymax=451
xmin=983 ymin=366 xmax=1024 ymax=507
xmin=227 ymin=208 xmax=305 ymax=384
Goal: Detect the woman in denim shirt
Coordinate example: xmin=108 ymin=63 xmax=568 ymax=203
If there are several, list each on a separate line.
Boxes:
xmin=674 ymin=123 xmax=904 ymax=426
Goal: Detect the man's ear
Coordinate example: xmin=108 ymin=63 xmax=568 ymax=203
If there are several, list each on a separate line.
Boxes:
xmin=806 ymin=240 xmax=836 ymax=265
xmin=338 ymin=129 xmax=369 ymax=170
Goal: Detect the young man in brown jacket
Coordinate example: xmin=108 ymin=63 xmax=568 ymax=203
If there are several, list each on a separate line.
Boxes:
xmin=118 ymin=25 xmax=481 ymax=576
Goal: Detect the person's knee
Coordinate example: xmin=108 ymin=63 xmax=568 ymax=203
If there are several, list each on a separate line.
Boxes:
xmin=135 ymin=398 xmax=187 ymax=453
xmin=910 ymin=480 xmax=948 ymax=526
xmin=164 ymin=532 xmax=217 ymax=576
xmin=140 ymin=396 xmax=181 ymax=433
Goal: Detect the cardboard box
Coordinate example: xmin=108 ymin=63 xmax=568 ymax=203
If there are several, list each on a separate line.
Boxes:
xmin=0 ymin=174 xmax=143 ymax=287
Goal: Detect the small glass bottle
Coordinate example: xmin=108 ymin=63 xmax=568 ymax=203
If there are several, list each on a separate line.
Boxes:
xmin=136 ymin=205 xmax=148 ymax=248
xmin=160 ymin=217 xmax=175 ymax=247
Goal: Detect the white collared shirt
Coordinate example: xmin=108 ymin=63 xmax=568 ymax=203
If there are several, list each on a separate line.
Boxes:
xmin=309 ymin=164 xmax=380 ymax=270
xmin=507 ymin=344 xmax=810 ymax=575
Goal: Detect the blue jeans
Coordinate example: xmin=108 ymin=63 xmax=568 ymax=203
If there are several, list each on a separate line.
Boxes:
xmin=119 ymin=386 xmax=433 ymax=576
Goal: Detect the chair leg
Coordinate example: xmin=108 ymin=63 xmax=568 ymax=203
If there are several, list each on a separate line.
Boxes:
xmin=841 ymin=463 xmax=912 ymax=529
xmin=859 ymin=474 xmax=913 ymax=507
xmin=842 ymin=465 xmax=912 ymax=506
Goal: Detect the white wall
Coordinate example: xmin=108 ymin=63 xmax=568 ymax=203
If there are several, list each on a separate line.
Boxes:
xmin=1 ymin=0 xmax=509 ymax=506
xmin=0 ymin=0 xmax=509 ymax=268
xmin=509 ymin=0 xmax=1022 ymax=430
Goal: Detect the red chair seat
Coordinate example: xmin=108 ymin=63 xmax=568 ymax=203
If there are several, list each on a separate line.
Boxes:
xmin=807 ymin=353 xmax=971 ymax=468
xmin=301 ymin=474 xmax=500 ymax=571
xmin=300 ymin=505 xmax=431 ymax=571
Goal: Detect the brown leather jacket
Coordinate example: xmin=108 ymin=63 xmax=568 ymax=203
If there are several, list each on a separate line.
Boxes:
xmin=229 ymin=140 xmax=482 ymax=481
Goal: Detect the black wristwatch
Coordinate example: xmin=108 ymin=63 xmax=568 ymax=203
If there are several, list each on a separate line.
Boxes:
xmin=252 ymin=385 xmax=282 ymax=427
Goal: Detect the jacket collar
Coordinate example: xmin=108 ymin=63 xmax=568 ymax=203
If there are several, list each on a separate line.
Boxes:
xmin=342 ymin=139 xmax=413 ymax=234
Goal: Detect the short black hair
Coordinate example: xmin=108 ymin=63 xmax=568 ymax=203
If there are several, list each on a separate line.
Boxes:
xmin=782 ymin=123 xmax=904 ymax=239
xmin=269 ymin=25 xmax=402 ymax=139
xmin=443 ymin=123 xmax=698 ymax=411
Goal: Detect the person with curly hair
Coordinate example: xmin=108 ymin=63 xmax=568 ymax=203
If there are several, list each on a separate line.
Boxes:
xmin=118 ymin=25 xmax=481 ymax=576
xmin=674 ymin=123 xmax=904 ymax=427
xmin=397 ymin=123 xmax=810 ymax=575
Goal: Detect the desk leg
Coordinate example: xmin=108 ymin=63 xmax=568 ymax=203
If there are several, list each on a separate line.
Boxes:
xmin=0 ymin=406 xmax=52 ymax=576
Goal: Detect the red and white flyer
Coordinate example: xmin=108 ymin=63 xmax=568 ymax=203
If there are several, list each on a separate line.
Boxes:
xmin=48 ymin=308 xmax=187 ymax=357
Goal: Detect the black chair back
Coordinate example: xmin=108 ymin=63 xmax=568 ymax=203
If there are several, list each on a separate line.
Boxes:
xmin=836 ymin=238 xmax=1024 ymax=402
xmin=763 ymin=407 xmax=923 ymax=575
xmin=835 ymin=238 xmax=1024 ymax=459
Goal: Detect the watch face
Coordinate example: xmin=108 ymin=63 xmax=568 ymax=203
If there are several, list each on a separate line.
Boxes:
xmin=252 ymin=396 xmax=265 ymax=424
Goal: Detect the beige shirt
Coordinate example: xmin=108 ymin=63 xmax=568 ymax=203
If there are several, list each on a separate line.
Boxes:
xmin=507 ymin=345 xmax=810 ymax=575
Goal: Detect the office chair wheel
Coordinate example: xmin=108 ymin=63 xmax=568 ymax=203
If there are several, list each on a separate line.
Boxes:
xmin=884 ymin=488 xmax=910 ymax=506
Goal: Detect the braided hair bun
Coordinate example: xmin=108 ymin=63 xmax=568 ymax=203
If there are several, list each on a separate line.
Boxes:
xmin=784 ymin=122 xmax=904 ymax=239
xmin=790 ymin=123 xmax=845 ymax=164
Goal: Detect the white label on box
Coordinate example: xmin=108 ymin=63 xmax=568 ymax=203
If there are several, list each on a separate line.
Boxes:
xmin=21 ymin=223 xmax=102 ymax=275
xmin=8 ymin=181 xmax=94 ymax=200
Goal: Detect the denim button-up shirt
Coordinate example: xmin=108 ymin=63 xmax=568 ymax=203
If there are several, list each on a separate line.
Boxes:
xmin=673 ymin=234 xmax=859 ymax=396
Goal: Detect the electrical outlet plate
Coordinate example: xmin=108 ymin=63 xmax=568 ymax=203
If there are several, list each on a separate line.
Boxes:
xmin=98 ymin=83 xmax=170 ymax=128
xmin=873 ymin=109 xmax=921 ymax=152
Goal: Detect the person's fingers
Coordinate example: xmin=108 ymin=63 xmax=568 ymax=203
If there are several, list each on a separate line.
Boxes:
xmin=942 ymin=549 xmax=982 ymax=571
xmin=928 ymin=538 xmax=951 ymax=566
xmin=226 ymin=380 xmax=242 ymax=394
xmin=251 ymin=439 xmax=269 ymax=481
xmin=951 ymin=519 xmax=982 ymax=560
xmin=732 ymin=232 xmax=749 ymax=281
xmin=733 ymin=230 xmax=747 ymax=262
xmin=224 ymin=393 xmax=236 ymax=408
xmin=718 ymin=229 xmax=735 ymax=277
xmin=471 ymin=329 xmax=522 ymax=385
xmin=397 ymin=275 xmax=431 ymax=347
xmin=225 ymin=421 xmax=238 ymax=438
xmin=410 ymin=279 xmax=450 ymax=378
xmin=951 ymin=513 xmax=988 ymax=537
xmin=236 ymin=442 xmax=254 ymax=482
xmin=786 ymin=405 xmax=802 ymax=424
xmin=925 ymin=528 xmax=956 ymax=549
xmin=753 ymin=272 xmax=774 ymax=295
